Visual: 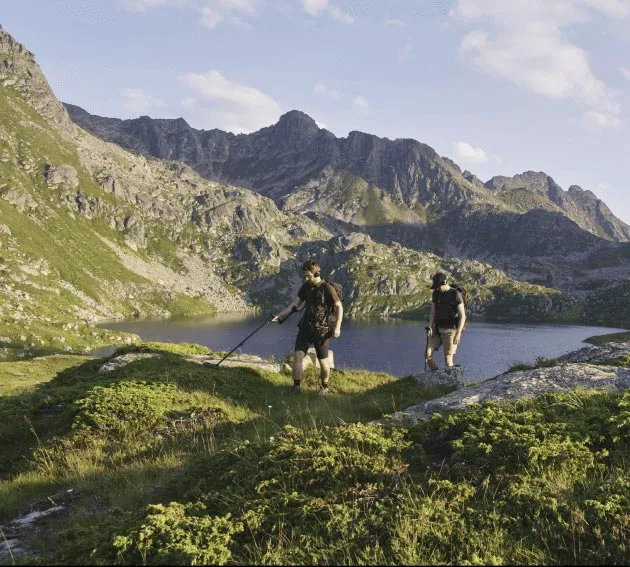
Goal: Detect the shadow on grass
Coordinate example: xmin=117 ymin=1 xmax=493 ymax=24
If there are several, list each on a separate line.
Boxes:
xmin=0 ymin=347 xmax=452 ymax=524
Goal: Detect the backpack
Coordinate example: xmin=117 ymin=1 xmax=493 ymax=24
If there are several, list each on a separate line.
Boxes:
xmin=303 ymin=280 xmax=343 ymax=336
xmin=434 ymin=285 xmax=467 ymax=329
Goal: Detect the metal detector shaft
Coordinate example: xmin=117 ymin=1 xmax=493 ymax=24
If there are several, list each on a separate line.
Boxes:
xmin=214 ymin=314 xmax=274 ymax=367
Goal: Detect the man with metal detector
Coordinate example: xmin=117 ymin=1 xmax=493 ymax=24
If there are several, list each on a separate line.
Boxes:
xmin=272 ymin=260 xmax=343 ymax=396
xmin=425 ymin=272 xmax=466 ymax=371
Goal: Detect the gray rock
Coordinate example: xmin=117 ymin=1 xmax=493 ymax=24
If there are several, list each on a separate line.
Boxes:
xmin=413 ymin=366 xmax=464 ymax=389
xmin=1 ymin=188 xmax=38 ymax=212
xmin=384 ymin=362 xmax=630 ymax=425
xmin=45 ymin=164 xmax=79 ymax=188
xmin=98 ymin=353 xmax=160 ymax=373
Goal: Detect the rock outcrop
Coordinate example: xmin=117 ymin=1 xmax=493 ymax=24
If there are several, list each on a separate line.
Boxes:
xmin=385 ymin=341 xmax=630 ymax=424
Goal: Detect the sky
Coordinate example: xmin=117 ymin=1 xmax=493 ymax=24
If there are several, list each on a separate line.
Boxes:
xmin=2 ymin=0 xmax=630 ymax=223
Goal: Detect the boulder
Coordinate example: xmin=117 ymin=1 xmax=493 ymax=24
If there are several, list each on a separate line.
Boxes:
xmin=413 ymin=365 xmax=465 ymax=389
xmin=45 ymin=164 xmax=79 ymax=188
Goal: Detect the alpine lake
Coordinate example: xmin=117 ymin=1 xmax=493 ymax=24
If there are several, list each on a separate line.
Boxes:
xmin=95 ymin=314 xmax=628 ymax=383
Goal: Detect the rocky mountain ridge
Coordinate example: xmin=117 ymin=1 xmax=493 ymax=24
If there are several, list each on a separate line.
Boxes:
xmin=65 ymin=105 xmax=630 ymax=244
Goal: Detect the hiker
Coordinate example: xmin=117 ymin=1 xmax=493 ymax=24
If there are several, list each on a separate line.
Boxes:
xmin=272 ymin=260 xmax=343 ymax=395
xmin=425 ymin=272 xmax=466 ymax=371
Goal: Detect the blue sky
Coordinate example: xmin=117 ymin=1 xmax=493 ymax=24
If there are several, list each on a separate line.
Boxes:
xmin=2 ymin=0 xmax=630 ymax=223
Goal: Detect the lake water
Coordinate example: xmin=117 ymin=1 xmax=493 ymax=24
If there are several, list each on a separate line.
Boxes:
xmin=95 ymin=314 xmax=627 ymax=382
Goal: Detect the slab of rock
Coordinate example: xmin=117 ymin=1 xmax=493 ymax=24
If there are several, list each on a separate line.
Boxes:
xmin=195 ymin=354 xmax=282 ymax=373
xmin=384 ymin=362 xmax=630 ymax=425
xmin=556 ymin=342 xmax=630 ymax=364
xmin=97 ymin=353 xmax=160 ymax=373
xmin=413 ymin=366 xmax=464 ymax=389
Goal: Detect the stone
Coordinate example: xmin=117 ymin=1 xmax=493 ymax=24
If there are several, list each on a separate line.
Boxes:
xmin=45 ymin=164 xmax=79 ymax=188
xmin=413 ymin=365 xmax=465 ymax=389
xmin=98 ymin=353 xmax=160 ymax=373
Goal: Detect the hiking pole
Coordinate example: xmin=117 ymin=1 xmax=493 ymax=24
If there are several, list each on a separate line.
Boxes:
xmin=213 ymin=314 xmax=274 ymax=367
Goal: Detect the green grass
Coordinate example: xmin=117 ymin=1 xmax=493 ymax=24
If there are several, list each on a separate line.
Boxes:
xmin=585 ymin=331 xmax=630 ymax=345
xmin=2 ymin=339 xmax=630 ymax=565
xmin=0 ymin=85 xmax=219 ymax=357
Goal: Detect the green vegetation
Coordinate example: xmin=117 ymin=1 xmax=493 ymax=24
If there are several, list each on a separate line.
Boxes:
xmin=585 ymin=331 xmax=630 ymax=345
xmin=582 ymin=281 xmax=630 ymax=329
xmin=496 ymin=187 xmax=558 ymax=213
xmin=0 ymin=85 xmax=219 ymax=360
xmin=1 ymin=340 xmax=630 ymax=565
xmin=506 ymin=356 xmax=559 ymax=373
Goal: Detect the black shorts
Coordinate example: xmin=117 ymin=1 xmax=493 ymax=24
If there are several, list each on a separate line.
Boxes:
xmin=294 ymin=326 xmax=331 ymax=360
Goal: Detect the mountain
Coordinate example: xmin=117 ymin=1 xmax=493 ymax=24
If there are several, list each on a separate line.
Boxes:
xmin=65 ymin=105 xmax=630 ymax=244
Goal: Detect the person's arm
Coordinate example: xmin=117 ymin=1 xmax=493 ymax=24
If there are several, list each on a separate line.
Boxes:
xmin=272 ymin=296 xmax=303 ymax=323
xmin=427 ymin=303 xmax=436 ymax=335
xmin=332 ymin=300 xmax=343 ymax=338
xmin=454 ymin=303 xmax=466 ymax=343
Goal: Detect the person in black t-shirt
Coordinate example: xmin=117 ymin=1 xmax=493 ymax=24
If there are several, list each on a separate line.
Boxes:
xmin=426 ymin=272 xmax=466 ymax=370
xmin=272 ymin=260 xmax=343 ymax=395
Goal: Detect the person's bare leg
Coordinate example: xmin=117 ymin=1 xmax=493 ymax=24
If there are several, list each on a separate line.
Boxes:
xmin=445 ymin=353 xmax=454 ymax=367
xmin=425 ymin=346 xmax=438 ymax=371
xmin=293 ymin=351 xmax=305 ymax=386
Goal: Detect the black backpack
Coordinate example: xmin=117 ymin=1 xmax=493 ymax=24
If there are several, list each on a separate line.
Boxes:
xmin=312 ymin=280 xmax=343 ymax=334
xmin=434 ymin=286 xmax=467 ymax=329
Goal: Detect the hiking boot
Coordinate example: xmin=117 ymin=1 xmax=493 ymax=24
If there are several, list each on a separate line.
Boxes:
xmin=319 ymin=387 xmax=329 ymax=397
xmin=290 ymin=385 xmax=301 ymax=394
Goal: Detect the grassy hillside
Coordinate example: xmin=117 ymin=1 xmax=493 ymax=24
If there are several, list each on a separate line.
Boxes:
xmin=1 ymin=342 xmax=629 ymax=565
xmin=0 ymin=85 xmax=225 ymax=359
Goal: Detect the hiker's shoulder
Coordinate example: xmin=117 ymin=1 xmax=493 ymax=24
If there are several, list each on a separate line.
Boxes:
xmin=297 ymin=282 xmax=311 ymax=296
xmin=322 ymin=280 xmax=339 ymax=299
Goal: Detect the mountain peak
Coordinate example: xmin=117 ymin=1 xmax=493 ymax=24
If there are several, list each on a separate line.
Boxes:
xmin=275 ymin=110 xmax=319 ymax=134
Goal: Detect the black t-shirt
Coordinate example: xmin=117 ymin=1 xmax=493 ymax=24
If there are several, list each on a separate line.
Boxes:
xmin=432 ymin=287 xmax=463 ymax=328
xmin=298 ymin=281 xmax=339 ymax=327
xmin=431 ymin=288 xmax=463 ymax=305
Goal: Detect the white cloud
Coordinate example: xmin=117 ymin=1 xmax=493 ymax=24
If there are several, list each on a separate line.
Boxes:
xmin=200 ymin=0 xmax=262 ymax=28
xmin=452 ymin=0 xmax=626 ymax=129
xmin=329 ymin=5 xmax=354 ymax=23
xmin=179 ymin=70 xmax=280 ymax=133
xmin=352 ymin=95 xmax=370 ymax=112
xmin=120 ymin=0 xmax=262 ymax=28
xmin=583 ymin=109 xmax=622 ymax=129
xmin=397 ymin=39 xmax=414 ymax=64
xmin=121 ymin=88 xmax=167 ymax=114
xmin=118 ymin=0 xmax=183 ymax=12
xmin=453 ymin=140 xmax=488 ymax=164
xmin=301 ymin=0 xmax=328 ymax=15
xmin=384 ymin=19 xmax=406 ymax=28
xmin=315 ymin=120 xmax=328 ymax=129
xmin=300 ymin=0 xmax=353 ymax=23
xmin=314 ymin=82 xmax=341 ymax=99
xmin=622 ymin=66 xmax=630 ymax=80
xmin=200 ymin=6 xmax=224 ymax=27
